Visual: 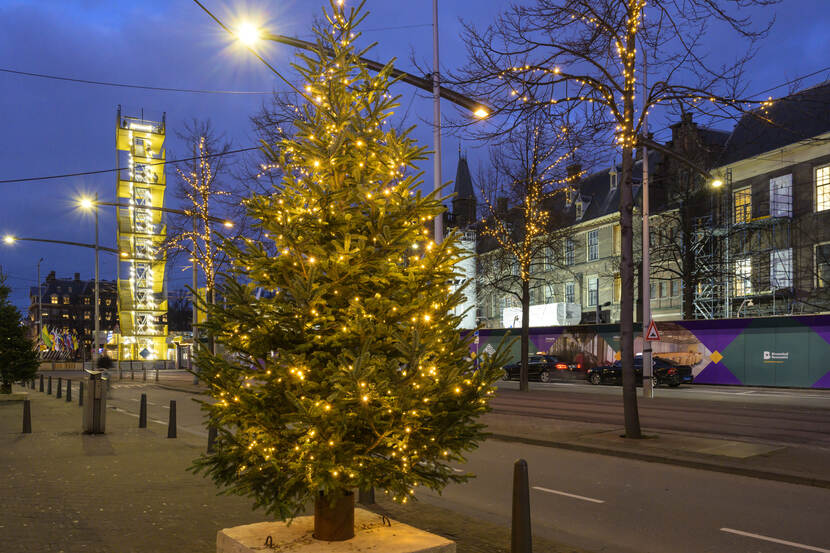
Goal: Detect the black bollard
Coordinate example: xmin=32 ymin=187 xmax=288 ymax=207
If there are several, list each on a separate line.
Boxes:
xmin=511 ymin=459 xmax=532 ymax=553
xmin=79 ymin=381 xmax=84 ymax=407
xmin=167 ymin=400 xmax=177 ymax=438
xmin=143 ymin=368 xmax=147 ymax=381
xmin=47 ymin=376 xmax=52 ymax=395
xmin=39 ymin=374 xmax=44 ymax=392
xmin=358 ymin=487 xmax=375 ymax=505
xmin=56 ymin=378 xmax=62 ymax=399
xmin=131 ymin=368 xmax=134 ymax=380
xmin=155 ymin=369 xmax=159 ymax=382
xmin=139 ymin=393 xmax=147 ymax=428
xmin=207 ymin=425 xmax=218 ymax=453
xmin=22 ymin=399 xmax=32 ymax=434
xmin=66 ymin=380 xmax=72 ymax=402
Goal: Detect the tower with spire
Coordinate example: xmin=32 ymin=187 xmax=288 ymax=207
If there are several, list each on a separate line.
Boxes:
xmin=451 ymin=150 xmax=477 ymax=229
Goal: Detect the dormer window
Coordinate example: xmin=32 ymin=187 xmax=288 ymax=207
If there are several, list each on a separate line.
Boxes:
xmin=565 ymin=187 xmax=574 ymax=206
xmin=575 ymin=198 xmax=584 ymax=219
xmin=609 ymin=166 xmax=618 ymax=191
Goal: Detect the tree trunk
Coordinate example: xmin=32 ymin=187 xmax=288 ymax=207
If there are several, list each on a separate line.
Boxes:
xmin=519 ymin=279 xmax=530 ymax=392
xmin=313 ymin=490 xmax=354 ymax=541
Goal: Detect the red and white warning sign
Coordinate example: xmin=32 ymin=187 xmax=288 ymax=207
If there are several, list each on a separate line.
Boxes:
xmin=645 ymin=320 xmax=661 ymax=341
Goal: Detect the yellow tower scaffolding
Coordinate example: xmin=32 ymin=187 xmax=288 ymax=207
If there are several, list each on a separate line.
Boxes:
xmin=115 ymin=107 xmax=168 ymax=360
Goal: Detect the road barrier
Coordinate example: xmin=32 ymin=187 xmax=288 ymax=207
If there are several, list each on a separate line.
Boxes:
xmin=139 ymin=394 xmax=147 ymax=428
xmin=167 ymin=400 xmax=177 ymax=438
xmin=22 ymin=399 xmax=31 ymax=434
xmin=511 ymin=459 xmax=532 ymax=553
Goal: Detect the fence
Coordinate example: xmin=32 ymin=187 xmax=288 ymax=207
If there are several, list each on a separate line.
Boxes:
xmin=473 ymin=314 xmax=830 ymax=389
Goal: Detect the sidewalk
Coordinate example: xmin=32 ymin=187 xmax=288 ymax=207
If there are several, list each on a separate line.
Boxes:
xmin=483 ymin=411 xmax=830 ymax=490
xmin=0 ymin=386 xmax=587 ymax=553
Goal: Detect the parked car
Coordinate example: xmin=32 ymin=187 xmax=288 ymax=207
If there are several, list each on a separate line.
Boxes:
xmin=502 ymin=354 xmax=583 ymax=383
xmin=586 ymin=356 xmax=693 ymax=387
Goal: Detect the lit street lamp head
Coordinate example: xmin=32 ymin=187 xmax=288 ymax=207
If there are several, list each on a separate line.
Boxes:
xmin=473 ymin=107 xmax=489 ymax=119
xmin=236 ymin=22 xmax=261 ymax=47
xmin=79 ymin=197 xmax=95 ymax=210
xmin=3 ymin=235 xmax=15 ymax=244
xmin=223 ymin=220 xmax=234 ymax=228
xmin=711 ymin=178 xmax=724 ymax=188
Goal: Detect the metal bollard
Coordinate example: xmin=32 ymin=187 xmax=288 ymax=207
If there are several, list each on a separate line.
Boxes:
xmin=39 ymin=374 xmax=44 ymax=392
xmin=79 ymin=381 xmax=84 ymax=406
xmin=143 ymin=368 xmax=147 ymax=381
xmin=66 ymin=380 xmax=72 ymax=402
xmin=22 ymin=399 xmax=32 ymax=434
xmin=131 ymin=368 xmax=134 ymax=380
xmin=207 ymin=425 xmax=218 ymax=453
xmin=139 ymin=393 xmax=147 ymax=428
xmin=358 ymin=487 xmax=375 ymax=505
xmin=511 ymin=459 xmax=532 ymax=553
xmin=167 ymin=400 xmax=177 ymax=438
xmin=47 ymin=376 xmax=52 ymax=395
xmin=56 ymin=378 xmax=62 ymax=399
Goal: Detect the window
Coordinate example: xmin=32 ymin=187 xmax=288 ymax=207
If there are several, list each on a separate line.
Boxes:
xmin=587 ymin=276 xmax=599 ymax=307
xmin=544 ymin=284 xmax=555 ymax=303
xmin=587 ymin=229 xmax=599 ymax=261
xmin=770 ymin=249 xmax=793 ymax=289
xmin=612 ymin=224 xmax=621 ymax=255
xmin=734 ymin=187 xmax=751 ymax=224
xmin=817 ymin=165 xmax=830 ymax=212
xmin=83 ymin=297 xmax=90 ymax=305
xmin=734 ymin=257 xmax=752 ymax=296
xmin=770 ymin=174 xmax=792 ymax=217
xmin=816 ymin=243 xmax=830 ymax=288
xmin=543 ymin=246 xmax=555 ymax=271
xmin=63 ymin=296 xmax=69 ymax=305
xmin=575 ymin=200 xmax=583 ymax=219
xmin=564 ymin=238 xmax=574 ymax=266
xmin=84 ymin=312 xmax=90 ymax=320
xmin=613 ymin=274 xmax=621 ymax=303
xmin=565 ymin=282 xmax=575 ymax=303
xmin=62 ymin=313 xmax=69 ymax=319
xmin=106 ymin=312 xmax=112 ymax=320
xmin=50 ymin=295 xmax=58 ymax=305
xmin=105 ymin=299 xmax=112 ymax=306
xmin=671 ymin=279 xmax=681 ymax=297
xmin=659 ymin=281 xmax=667 ymax=298
xmin=650 ymin=282 xmax=657 ymax=299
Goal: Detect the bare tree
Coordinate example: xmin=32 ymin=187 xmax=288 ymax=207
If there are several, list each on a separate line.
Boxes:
xmin=453 ymin=0 xmax=778 ymax=438
xmin=476 ymin=117 xmax=578 ymax=391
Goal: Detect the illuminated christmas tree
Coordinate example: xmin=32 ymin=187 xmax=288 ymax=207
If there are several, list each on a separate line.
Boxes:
xmin=192 ymin=0 xmax=505 ymax=539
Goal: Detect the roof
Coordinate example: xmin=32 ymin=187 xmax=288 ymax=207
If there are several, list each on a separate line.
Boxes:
xmin=720 ymin=80 xmax=830 ymax=165
xmin=454 ymin=155 xmax=475 ymax=200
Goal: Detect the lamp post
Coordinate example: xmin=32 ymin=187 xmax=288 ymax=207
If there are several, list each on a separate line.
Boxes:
xmin=194 ymin=1 xmax=489 ymax=244
xmin=37 ymin=257 xmax=44 ymax=341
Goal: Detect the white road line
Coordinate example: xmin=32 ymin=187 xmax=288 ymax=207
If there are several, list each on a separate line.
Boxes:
xmin=532 ymin=486 xmax=604 ymax=504
xmin=721 ymin=528 xmax=830 ymax=552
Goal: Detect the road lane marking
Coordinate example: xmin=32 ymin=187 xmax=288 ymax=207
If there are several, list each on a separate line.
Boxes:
xmin=532 ymin=486 xmax=604 ymax=504
xmin=721 ymin=528 xmax=830 ymax=552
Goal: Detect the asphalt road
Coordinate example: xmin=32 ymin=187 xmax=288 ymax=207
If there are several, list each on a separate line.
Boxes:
xmin=420 ymin=438 xmax=830 ymax=553
xmin=494 ymin=380 xmax=830 ymax=447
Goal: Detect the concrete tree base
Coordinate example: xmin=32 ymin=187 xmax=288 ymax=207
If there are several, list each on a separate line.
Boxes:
xmin=217 ymin=507 xmax=455 ymax=553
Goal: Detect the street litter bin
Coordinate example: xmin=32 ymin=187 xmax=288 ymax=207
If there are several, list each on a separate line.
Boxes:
xmin=82 ymin=369 xmax=107 ymax=434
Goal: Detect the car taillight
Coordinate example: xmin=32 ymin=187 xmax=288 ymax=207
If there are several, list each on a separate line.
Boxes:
xmin=555 ymin=363 xmax=568 ymax=370
xmin=668 ymin=368 xmax=677 ymax=375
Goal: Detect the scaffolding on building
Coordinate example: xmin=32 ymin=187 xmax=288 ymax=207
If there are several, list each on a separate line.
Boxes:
xmin=115 ymin=106 xmax=169 ymax=360
xmin=692 ymin=168 xmax=795 ymax=319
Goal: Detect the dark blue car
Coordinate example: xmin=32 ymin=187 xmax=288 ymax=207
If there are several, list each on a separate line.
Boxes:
xmin=587 ymin=356 xmax=693 ymax=387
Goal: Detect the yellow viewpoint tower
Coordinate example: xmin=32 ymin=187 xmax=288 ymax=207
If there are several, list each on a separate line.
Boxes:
xmin=115 ymin=106 xmax=168 ymax=361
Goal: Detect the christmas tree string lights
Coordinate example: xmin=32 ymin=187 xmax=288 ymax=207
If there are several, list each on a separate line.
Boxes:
xmin=191 ymin=0 xmax=508 ymax=525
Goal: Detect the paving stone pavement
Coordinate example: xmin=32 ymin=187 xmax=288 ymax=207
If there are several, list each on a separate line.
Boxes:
xmin=1 ymin=387 xmax=587 ymax=553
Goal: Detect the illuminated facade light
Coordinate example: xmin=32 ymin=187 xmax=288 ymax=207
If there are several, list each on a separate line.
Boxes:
xmin=116 ymin=107 xmax=168 ymax=361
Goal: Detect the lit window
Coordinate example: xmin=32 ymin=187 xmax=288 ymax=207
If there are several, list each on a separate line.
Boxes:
xmin=613 ymin=274 xmax=621 ymax=303
xmin=770 ymin=174 xmax=792 ymax=217
xmin=565 ymin=282 xmax=575 ymax=303
xmin=770 ymin=249 xmax=793 ymax=289
xmin=83 ymin=297 xmax=90 ymax=305
xmin=734 ymin=187 xmax=751 ymax=224
xmin=817 ymin=166 xmax=830 ymax=212
xmin=815 ymin=243 xmax=830 ymax=288
xmin=587 ymin=276 xmax=599 ymax=306
xmin=587 ymin=230 xmax=599 ymax=261
xmin=62 ymin=313 xmax=69 ymax=319
xmin=105 ymin=299 xmax=112 ymax=306
xmin=612 ymin=224 xmax=621 ymax=256
xmin=575 ymin=199 xmax=583 ymax=219
xmin=51 ymin=295 xmax=58 ymax=304
xmin=734 ymin=258 xmax=752 ymax=296
xmin=63 ymin=296 xmax=69 ymax=305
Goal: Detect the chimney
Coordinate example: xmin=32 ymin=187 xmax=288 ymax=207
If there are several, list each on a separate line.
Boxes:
xmin=46 ymin=271 xmax=56 ymax=282
xmin=74 ymin=272 xmax=81 ymax=281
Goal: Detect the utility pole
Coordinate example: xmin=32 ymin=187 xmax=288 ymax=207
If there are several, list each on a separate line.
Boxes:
xmin=37 ymin=257 xmax=43 ymax=341
xmin=94 ymin=191 xmax=100 ymax=366
xmin=432 ymin=0 xmax=443 ymax=244
xmin=641 ymin=47 xmax=653 ymax=399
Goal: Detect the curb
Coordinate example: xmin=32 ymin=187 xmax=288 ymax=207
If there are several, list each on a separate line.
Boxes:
xmin=489 ymin=432 xmax=830 ymax=490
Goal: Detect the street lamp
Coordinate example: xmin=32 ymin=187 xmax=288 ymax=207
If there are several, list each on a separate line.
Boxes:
xmin=37 ymin=257 xmax=44 ymax=344
xmin=79 ymin=194 xmax=101 ymax=365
